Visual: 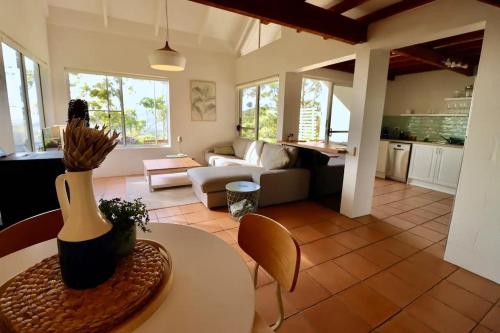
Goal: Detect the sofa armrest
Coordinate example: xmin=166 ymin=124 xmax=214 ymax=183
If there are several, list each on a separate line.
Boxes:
xmin=252 ymin=168 xmax=310 ymax=207
xmin=204 ymin=149 xmax=214 ymax=165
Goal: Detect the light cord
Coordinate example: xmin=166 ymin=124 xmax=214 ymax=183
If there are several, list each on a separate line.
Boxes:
xmin=258 ymin=20 xmax=261 ymax=49
xmin=165 ymin=0 xmax=170 ymax=42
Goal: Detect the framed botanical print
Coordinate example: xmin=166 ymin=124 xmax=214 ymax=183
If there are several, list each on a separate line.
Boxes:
xmin=190 ymin=80 xmax=216 ymax=121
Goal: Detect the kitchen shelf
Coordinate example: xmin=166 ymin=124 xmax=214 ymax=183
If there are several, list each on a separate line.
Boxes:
xmin=399 ymin=113 xmax=469 ymax=117
xmin=444 ymin=97 xmax=472 ymax=101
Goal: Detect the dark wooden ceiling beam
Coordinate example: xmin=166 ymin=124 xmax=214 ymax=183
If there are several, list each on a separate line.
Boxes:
xmin=357 ymin=0 xmax=435 ymax=24
xmin=426 ymin=30 xmax=484 ymax=49
xmin=395 ymin=45 xmax=474 ymax=76
xmin=188 ymin=0 xmax=367 ymax=43
xmin=438 ymin=42 xmax=483 ymax=56
xmin=328 ymin=0 xmax=371 ymax=14
xmin=477 ymin=0 xmax=500 ymax=8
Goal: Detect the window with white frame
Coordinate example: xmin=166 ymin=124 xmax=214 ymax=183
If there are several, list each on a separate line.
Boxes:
xmin=238 ymin=78 xmax=279 ymax=143
xmin=68 ymin=71 xmax=170 ymax=146
xmin=299 ymin=77 xmax=351 ymax=143
xmin=1 ymin=43 xmax=45 ymax=152
xmin=299 ymin=78 xmax=331 ymax=141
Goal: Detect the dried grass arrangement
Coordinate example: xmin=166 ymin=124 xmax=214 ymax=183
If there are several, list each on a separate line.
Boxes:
xmin=62 ymin=119 xmax=120 ymax=171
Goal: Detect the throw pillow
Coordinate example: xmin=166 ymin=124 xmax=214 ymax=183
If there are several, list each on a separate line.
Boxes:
xmin=261 ymin=145 xmax=290 ymax=170
xmin=214 ymin=146 xmax=235 ymax=155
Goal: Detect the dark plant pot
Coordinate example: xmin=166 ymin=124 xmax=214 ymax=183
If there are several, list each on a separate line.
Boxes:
xmin=57 ymin=230 xmax=117 ymax=290
xmin=112 ymin=226 xmax=137 ymax=257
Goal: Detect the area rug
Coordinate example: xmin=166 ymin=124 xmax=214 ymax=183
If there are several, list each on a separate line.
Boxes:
xmin=125 ymin=176 xmax=200 ymax=210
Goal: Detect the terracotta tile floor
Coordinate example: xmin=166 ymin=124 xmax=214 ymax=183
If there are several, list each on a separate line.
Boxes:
xmin=93 ymin=176 xmax=500 ymax=333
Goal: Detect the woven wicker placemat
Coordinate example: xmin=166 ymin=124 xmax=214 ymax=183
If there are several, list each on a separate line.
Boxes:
xmin=0 ymin=240 xmax=172 ymax=333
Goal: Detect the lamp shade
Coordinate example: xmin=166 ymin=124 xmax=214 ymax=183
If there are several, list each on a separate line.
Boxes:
xmin=149 ymin=41 xmax=186 ymax=72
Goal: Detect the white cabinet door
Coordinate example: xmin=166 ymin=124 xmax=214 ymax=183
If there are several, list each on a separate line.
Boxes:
xmin=408 ymin=144 xmax=437 ymax=183
xmin=376 ymin=141 xmax=389 ymax=177
xmin=434 ymin=147 xmax=464 ymax=188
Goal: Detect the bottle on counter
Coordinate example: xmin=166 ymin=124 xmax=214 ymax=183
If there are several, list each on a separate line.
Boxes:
xmin=465 ymin=85 xmax=473 ymax=98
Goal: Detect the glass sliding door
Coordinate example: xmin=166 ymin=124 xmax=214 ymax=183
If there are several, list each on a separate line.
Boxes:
xmin=2 ymin=44 xmax=31 ymax=152
xmin=328 ymin=85 xmax=352 ymax=143
xmin=238 ymin=79 xmax=279 ymax=142
xmin=257 ymin=81 xmax=279 ymax=143
xmin=1 ymin=43 xmax=45 ymax=152
xmin=23 ymin=57 xmax=45 ymax=151
xmin=299 ymin=78 xmax=332 ymax=141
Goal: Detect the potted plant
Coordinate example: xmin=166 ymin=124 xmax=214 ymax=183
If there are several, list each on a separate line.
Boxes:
xmin=98 ymin=198 xmax=151 ymax=257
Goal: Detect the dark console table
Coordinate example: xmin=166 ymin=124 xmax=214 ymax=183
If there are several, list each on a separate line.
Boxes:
xmin=0 ymin=151 xmax=64 ymax=229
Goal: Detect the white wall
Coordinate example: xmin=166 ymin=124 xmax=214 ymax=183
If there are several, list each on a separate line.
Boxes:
xmin=444 ymin=20 xmax=500 ymax=283
xmin=302 ymin=68 xmax=353 ymax=86
xmin=0 ymin=0 xmax=52 ymax=153
xmin=385 ymin=70 xmax=475 ymax=115
xmin=236 ymin=28 xmax=356 ymax=84
xmin=0 ymin=0 xmax=49 ymax=62
xmin=47 ymin=10 xmax=238 ymax=177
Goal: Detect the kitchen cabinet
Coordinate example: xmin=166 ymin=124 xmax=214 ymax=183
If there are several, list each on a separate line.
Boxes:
xmin=408 ymin=144 xmax=463 ymax=194
xmin=408 ymin=144 xmax=438 ymax=183
xmin=434 ymin=147 xmax=464 ymax=188
xmin=376 ymin=140 xmax=389 ymax=178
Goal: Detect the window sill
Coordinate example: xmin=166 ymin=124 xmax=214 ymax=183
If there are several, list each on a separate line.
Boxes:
xmin=114 ymin=144 xmax=171 ymax=150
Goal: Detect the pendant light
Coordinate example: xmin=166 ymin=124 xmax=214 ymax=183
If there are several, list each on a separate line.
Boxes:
xmin=149 ymin=0 xmax=186 ymax=71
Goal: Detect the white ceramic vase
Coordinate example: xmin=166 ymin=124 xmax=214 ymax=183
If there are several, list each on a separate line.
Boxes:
xmin=55 ymin=170 xmax=116 ymax=289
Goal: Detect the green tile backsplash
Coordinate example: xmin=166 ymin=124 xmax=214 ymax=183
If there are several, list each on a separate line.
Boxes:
xmin=382 ymin=115 xmax=468 ymax=142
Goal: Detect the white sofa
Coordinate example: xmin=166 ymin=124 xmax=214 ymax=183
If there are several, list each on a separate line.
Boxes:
xmin=187 ymin=138 xmax=310 ymax=208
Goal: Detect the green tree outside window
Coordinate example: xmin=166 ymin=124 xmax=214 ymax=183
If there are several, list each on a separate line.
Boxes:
xmin=69 ymin=73 xmax=170 ymax=145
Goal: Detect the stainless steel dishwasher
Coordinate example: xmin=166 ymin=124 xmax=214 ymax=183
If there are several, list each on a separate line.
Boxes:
xmin=387 ymin=142 xmax=412 ymax=182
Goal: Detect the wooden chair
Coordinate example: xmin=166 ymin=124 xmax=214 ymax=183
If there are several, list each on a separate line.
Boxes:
xmin=0 ymin=209 xmax=63 ymax=258
xmin=238 ymin=213 xmax=300 ymax=332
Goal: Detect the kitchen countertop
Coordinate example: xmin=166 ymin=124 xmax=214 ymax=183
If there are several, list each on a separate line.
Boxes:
xmin=278 ymin=140 xmax=348 ymax=154
xmin=380 ymin=138 xmax=464 ymax=148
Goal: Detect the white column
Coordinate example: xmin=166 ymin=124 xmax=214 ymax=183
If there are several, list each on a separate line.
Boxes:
xmin=277 ymin=72 xmax=302 ymax=141
xmin=340 ymin=47 xmax=390 ymax=218
xmin=444 ymin=20 xmax=500 ymax=284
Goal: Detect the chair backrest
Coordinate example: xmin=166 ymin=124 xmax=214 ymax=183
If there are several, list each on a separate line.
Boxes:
xmin=0 ymin=209 xmax=63 ymax=258
xmin=238 ymin=213 xmax=300 ymax=292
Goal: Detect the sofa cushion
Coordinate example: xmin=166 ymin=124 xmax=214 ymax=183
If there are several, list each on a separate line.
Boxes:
xmin=213 ymin=157 xmax=255 ymax=167
xmin=260 ymin=144 xmax=291 ymax=170
xmin=244 ymin=140 xmax=264 ymax=165
xmin=206 ymin=153 xmax=230 ymax=166
xmin=187 ymin=166 xmax=263 ymax=193
xmin=206 ymin=153 xmax=255 ymax=167
xmin=213 ymin=145 xmax=235 ymax=155
xmin=232 ymin=137 xmax=254 ymax=159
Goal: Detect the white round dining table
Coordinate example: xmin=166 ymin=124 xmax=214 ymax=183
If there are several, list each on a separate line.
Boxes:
xmin=0 ymin=223 xmax=255 ymax=333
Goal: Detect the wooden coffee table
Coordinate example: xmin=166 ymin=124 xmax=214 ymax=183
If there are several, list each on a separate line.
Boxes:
xmin=143 ymin=157 xmax=202 ymax=192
